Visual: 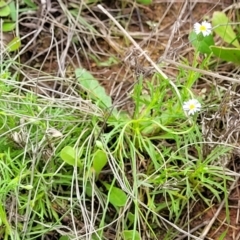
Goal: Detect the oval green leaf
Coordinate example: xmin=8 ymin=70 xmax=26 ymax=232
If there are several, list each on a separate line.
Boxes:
xmin=123 ymin=230 xmax=141 ymax=240
xmin=103 ymin=182 xmax=128 ymax=207
xmin=210 ymin=46 xmax=240 ymax=65
xmin=7 ymin=36 xmax=21 ymax=52
xmin=85 ymin=181 xmax=93 ymax=197
xmin=2 ymin=22 xmax=15 ymax=32
xmin=60 ymin=146 xmax=82 ymax=167
xmin=189 ymin=31 xmax=214 ymax=54
xmin=92 ymin=149 xmax=108 ymax=175
xmin=0 ymin=1 xmax=10 ymax=17
xmin=212 ymin=11 xmax=240 ymax=48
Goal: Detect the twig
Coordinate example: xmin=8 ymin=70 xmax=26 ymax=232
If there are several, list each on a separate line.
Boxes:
xmin=175 ymin=221 xmax=209 ymax=240
xmin=162 ymin=1 xmax=188 ymax=60
xmin=163 ymin=58 xmax=240 ymax=83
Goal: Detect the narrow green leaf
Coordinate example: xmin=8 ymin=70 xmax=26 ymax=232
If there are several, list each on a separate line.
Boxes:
xmin=75 ymin=68 xmax=112 ymax=109
xmin=103 ymin=182 xmax=128 ymax=207
xmin=2 ymin=22 xmax=16 ymax=32
xmin=0 ymin=0 xmax=10 ymax=16
xmin=210 ymin=46 xmax=240 ymax=65
xmin=218 ymin=229 xmax=228 ymax=240
xmin=24 ymin=0 xmax=37 ymax=10
xmin=0 ymin=202 xmax=11 ymax=234
xmin=92 ymin=149 xmax=108 ymax=175
xmin=7 ymin=36 xmax=21 ymax=52
xmin=212 ymin=11 xmax=239 ymax=48
xmin=24 ymin=0 xmax=38 ymax=8
xmin=89 ymin=54 xmax=119 ymax=67
xmin=123 ymin=230 xmax=141 ymax=240
xmin=60 ymin=146 xmax=82 ymax=167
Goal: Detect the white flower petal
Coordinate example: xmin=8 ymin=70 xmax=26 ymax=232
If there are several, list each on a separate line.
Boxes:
xmin=193 ymin=22 xmax=201 ymax=34
xmin=193 ymin=21 xmax=212 ymax=37
xmin=183 ymin=99 xmax=201 ymax=116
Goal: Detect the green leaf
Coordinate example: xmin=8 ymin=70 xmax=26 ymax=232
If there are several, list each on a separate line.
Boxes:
xmin=89 ymin=54 xmax=119 ymax=67
xmin=9 ymin=1 xmax=16 ymax=21
xmin=97 ymin=56 xmax=119 ymax=67
xmin=24 ymin=0 xmax=38 ymax=8
xmin=59 ymin=237 xmax=70 ymax=240
xmin=6 ymin=36 xmax=21 ymax=52
xmin=92 ymin=149 xmax=108 ymax=175
xmin=0 ymin=0 xmax=10 ymax=16
xmin=137 ymin=0 xmax=152 ymax=4
xmin=75 ymin=68 xmax=112 ymax=109
xmin=210 ymin=46 xmax=240 ymax=65
xmin=218 ymin=229 xmax=228 ymax=240
xmin=212 ymin=11 xmax=240 ymax=48
xmin=60 ymin=146 xmax=82 ymax=167
xmin=127 ymin=212 xmax=135 ymax=226
xmin=96 ymin=140 xmax=103 ymax=149
xmin=2 ymin=22 xmax=16 ymax=32
xmin=122 ymin=230 xmax=141 ymax=240
xmin=103 ymin=182 xmax=128 ymax=207
xmin=0 ymin=202 xmax=11 ymax=234
xmin=189 ymin=31 xmax=214 ymax=54
xmin=85 ymin=181 xmax=93 ymax=197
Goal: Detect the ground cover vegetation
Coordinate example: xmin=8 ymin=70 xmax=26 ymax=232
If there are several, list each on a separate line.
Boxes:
xmin=0 ymin=0 xmax=240 ymax=239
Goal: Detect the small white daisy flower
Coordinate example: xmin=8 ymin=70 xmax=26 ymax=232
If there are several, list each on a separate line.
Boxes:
xmin=183 ymin=99 xmax=201 ymax=115
xmin=194 ymin=21 xmax=212 ymax=37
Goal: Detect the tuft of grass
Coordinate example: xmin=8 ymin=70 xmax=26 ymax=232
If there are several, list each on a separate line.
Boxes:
xmin=0 ymin=1 xmax=239 ymax=239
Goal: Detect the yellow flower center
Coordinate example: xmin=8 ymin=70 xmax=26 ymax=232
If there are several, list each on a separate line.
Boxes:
xmin=189 ymin=104 xmax=195 ymax=110
xmin=199 ymin=25 xmax=206 ymax=32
